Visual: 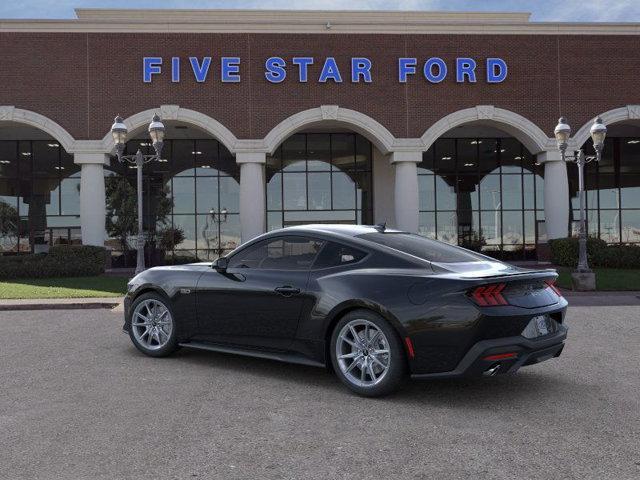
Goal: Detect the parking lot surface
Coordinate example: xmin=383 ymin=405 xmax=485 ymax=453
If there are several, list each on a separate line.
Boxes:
xmin=1 ymin=306 xmax=638 ymax=480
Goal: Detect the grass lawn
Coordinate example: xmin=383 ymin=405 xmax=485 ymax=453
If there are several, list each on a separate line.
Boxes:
xmin=556 ymin=268 xmax=640 ymax=291
xmin=0 ymin=276 xmax=129 ymax=299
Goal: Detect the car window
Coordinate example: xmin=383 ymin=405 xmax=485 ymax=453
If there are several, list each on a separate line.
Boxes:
xmin=357 ymin=232 xmax=484 ymax=263
xmin=227 ymin=236 xmax=325 ymax=270
xmin=313 ymin=241 xmax=367 ymax=269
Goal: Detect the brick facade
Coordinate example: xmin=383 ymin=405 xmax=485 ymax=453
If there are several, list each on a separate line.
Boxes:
xmin=1 ymin=32 xmax=638 ymax=141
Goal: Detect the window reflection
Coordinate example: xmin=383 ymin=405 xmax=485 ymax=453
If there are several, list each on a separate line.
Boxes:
xmin=419 ymin=138 xmax=543 ymax=259
xmin=106 ymin=138 xmax=240 ymax=264
xmin=267 ymin=133 xmax=373 ymax=229
xmin=570 ymin=136 xmax=640 ymax=244
xmin=0 ymin=140 xmax=80 ymax=253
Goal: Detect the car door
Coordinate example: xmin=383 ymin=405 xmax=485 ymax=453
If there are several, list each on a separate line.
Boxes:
xmin=195 ymin=235 xmax=325 ymax=350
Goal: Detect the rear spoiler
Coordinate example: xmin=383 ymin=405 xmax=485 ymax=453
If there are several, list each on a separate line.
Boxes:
xmin=433 ymin=269 xmax=559 ymax=286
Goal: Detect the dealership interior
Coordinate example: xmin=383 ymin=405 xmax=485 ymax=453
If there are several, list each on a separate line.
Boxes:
xmin=0 ymin=109 xmax=639 ymax=265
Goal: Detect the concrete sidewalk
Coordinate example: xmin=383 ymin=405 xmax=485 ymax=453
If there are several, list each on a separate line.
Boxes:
xmin=0 ymin=297 xmax=123 ymax=311
xmin=561 ymin=290 xmax=640 ymax=306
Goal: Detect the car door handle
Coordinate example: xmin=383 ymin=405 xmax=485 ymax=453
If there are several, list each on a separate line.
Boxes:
xmin=274 ymin=286 xmax=301 ymax=297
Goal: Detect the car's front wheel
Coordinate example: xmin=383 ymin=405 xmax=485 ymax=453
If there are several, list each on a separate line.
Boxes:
xmin=129 ymin=293 xmax=179 ymax=357
xmin=330 ymin=309 xmax=407 ymax=397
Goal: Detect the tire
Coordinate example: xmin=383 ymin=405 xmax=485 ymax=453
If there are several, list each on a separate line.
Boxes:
xmin=128 ymin=292 xmax=179 ymax=357
xmin=330 ymin=309 xmax=407 ymax=397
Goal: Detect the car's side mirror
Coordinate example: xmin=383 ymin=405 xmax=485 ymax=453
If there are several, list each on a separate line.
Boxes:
xmin=213 ymin=256 xmax=229 ymax=272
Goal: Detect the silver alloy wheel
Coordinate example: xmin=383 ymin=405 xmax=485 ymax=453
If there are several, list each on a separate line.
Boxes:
xmin=336 ymin=319 xmax=391 ymax=387
xmin=131 ymin=299 xmax=173 ymax=351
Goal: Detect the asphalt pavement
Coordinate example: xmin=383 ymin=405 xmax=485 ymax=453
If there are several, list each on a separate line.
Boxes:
xmin=0 ymin=305 xmax=639 ymax=480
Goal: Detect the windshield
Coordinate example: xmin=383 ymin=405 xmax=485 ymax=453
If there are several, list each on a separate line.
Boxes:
xmin=357 ymin=232 xmax=487 ymax=263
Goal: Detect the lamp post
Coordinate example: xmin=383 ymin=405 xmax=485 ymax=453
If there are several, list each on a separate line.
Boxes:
xmin=553 ymin=116 xmax=607 ymax=278
xmin=204 ymin=207 xmax=228 ymax=258
xmin=111 ymin=114 xmax=165 ymax=275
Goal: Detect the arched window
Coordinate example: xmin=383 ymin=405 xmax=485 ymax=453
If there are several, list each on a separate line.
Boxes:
xmin=418 ymin=137 xmax=544 ymax=259
xmin=570 ymin=135 xmax=640 ymax=244
xmin=107 ymin=137 xmax=239 ymax=266
xmin=266 ymin=133 xmax=373 ymax=230
xmin=0 ymin=139 xmax=80 ymax=253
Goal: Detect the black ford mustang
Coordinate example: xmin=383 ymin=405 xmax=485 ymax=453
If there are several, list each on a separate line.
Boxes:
xmin=123 ymin=224 xmax=568 ymax=396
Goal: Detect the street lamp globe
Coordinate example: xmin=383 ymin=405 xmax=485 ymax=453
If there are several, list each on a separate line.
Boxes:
xmin=110 ymin=115 xmax=128 ymax=156
xmin=590 ymin=116 xmax=607 ymax=157
xmin=148 ymin=114 xmax=165 ymax=156
xmin=554 ymin=117 xmax=571 ymax=154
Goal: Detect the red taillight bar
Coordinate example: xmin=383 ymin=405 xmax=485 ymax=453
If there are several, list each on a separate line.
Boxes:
xmin=545 ymin=279 xmax=563 ymax=297
xmin=470 ymin=283 xmax=508 ymax=306
xmin=483 ymin=352 xmax=518 ymax=361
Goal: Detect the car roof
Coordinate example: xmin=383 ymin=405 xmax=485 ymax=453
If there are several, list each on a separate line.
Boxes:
xmin=273 ymin=224 xmax=405 ymax=237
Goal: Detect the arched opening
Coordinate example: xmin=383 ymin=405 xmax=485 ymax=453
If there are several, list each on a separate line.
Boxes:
xmin=106 ymin=121 xmax=240 ymax=267
xmin=418 ymin=123 xmax=544 ymax=260
xmin=0 ymin=122 xmax=80 ymax=254
xmin=572 ymin=120 xmax=640 ymax=244
xmin=263 ymin=107 xmax=396 ymax=230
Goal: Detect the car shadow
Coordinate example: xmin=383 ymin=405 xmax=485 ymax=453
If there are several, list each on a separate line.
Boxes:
xmin=162 ymin=346 xmax=574 ymax=406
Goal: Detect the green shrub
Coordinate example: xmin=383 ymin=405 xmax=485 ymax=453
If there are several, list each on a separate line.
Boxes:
xmin=596 ymin=245 xmax=640 ymax=268
xmin=0 ymin=245 xmax=107 ymax=279
xmin=549 ymin=237 xmax=640 ymax=269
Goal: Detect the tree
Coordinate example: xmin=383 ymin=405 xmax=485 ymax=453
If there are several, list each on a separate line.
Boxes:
xmin=105 ymin=176 xmax=172 ymax=251
xmin=0 ymin=200 xmax=19 ymax=251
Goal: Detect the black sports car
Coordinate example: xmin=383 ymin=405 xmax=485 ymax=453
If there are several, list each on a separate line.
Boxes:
xmin=123 ymin=224 xmax=568 ymax=396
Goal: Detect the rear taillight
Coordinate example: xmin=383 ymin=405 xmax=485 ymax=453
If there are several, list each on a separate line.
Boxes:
xmin=469 ymin=283 xmax=509 ymax=306
xmin=545 ymin=279 xmax=563 ymax=297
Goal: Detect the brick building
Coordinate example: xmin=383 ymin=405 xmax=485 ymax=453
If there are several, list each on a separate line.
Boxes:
xmin=0 ymin=9 xmax=639 ymax=263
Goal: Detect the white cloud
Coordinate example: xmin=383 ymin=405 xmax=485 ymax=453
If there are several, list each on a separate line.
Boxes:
xmin=0 ymin=0 xmax=639 ymax=21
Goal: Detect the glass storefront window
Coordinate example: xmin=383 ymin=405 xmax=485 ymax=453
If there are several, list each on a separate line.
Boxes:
xmin=570 ymin=136 xmax=640 ymax=244
xmin=419 ymin=137 xmax=543 ymax=259
xmin=106 ymin=138 xmax=240 ymax=264
xmin=0 ymin=140 xmax=80 ymax=253
xmin=266 ymin=133 xmax=373 ymax=229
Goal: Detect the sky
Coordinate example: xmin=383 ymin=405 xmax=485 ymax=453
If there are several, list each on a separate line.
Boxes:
xmin=0 ymin=0 xmax=639 ymax=22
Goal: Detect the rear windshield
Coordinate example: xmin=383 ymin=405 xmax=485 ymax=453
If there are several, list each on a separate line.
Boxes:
xmin=357 ymin=232 xmax=485 ymax=263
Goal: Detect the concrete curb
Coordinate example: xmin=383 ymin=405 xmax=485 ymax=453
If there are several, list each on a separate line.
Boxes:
xmin=0 ymin=298 xmax=123 ymax=311
xmin=560 ymin=291 xmax=640 ymax=307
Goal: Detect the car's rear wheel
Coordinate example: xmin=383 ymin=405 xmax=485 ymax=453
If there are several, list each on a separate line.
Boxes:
xmin=330 ymin=309 xmax=407 ymax=397
xmin=129 ymin=293 xmax=178 ymax=357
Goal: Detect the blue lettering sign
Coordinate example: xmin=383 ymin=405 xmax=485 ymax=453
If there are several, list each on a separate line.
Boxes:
xmin=398 ymin=58 xmax=417 ymax=83
xmin=319 ymin=57 xmax=342 ymax=83
xmin=423 ymin=57 xmax=447 ymax=83
xmin=486 ymin=58 xmax=508 ymax=83
xmin=292 ymin=57 xmax=314 ymax=82
xmin=221 ymin=57 xmax=241 ymax=82
xmin=143 ymin=57 xmax=162 ymax=83
xmin=171 ymin=57 xmax=180 ymax=83
xmin=456 ymin=58 xmax=477 ymax=83
xmin=143 ymin=55 xmax=507 ymax=85
xmin=351 ymin=58 xmax=372 ymax=83
xmin=265 ymin=57 xmax=287 ymax=83
xmin=189 ymin=57 xmax=212 ymax=83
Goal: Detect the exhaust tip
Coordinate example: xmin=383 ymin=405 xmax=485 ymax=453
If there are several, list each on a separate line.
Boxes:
xmin=483 ymin=364 xmax=501 ymax=377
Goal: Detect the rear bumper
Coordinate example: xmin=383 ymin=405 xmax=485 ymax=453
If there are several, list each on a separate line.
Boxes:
xmin=411 ymin=324 xmax=567 ymax=379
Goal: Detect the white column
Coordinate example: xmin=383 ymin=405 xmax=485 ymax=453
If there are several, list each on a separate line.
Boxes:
xmin=391 ymin=151 xmax=421 ymax=233
xmin=372 ymin=146 xmax=396 ymax=226
xmin=75 ymin=153 xmax=109 ymax=247
xmin=237 ymin=152 xmax=266 ymax=243
xmin=538 ymin=151 xmax=569 ymax=240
